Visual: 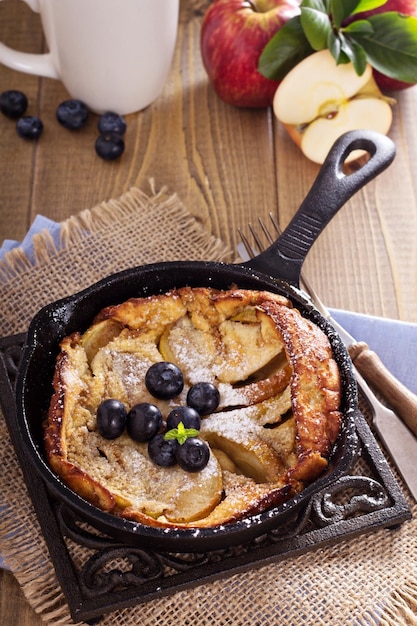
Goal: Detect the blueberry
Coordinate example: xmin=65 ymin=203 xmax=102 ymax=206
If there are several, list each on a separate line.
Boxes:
xmin=145 ymin=362 xmax=184 ymax=400
xmin=187 ymin=382 xmax=220 ymax=415
xmin=98 ymin=111 xmax=126 ymax=135
xmin=166 ymin=406 xmax=201 ymax=431
xmin=16 ymin=116 xmax=43 ymax=140
xmin=127 ymin=402 xmax=162 ymax=442
xmin=95 ymin=132 xmax=125 ymax=160
xmin=97 ymin=399 xmax=127 ymax=439
xmin=148 ymin=434 xmax=178 ymax=467
xmin=176 ymin=438 xmax=210 ymax=472
xmin=0 ymin=90 xmax=28 ymax=118
xmin=56 ymin=99 xmax=89 ymax=129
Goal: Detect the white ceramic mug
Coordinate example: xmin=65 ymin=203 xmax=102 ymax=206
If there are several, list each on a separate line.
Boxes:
xmin=0 ymin=0 xmax=179 ymax=114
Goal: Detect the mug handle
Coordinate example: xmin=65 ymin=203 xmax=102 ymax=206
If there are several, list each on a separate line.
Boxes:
xmin=0 ymin=0 xmax=59 ymax=79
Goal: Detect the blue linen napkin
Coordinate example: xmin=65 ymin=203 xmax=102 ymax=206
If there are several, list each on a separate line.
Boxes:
xmin=330 ymin=309 xmax=417 ymax=396
xmin=0 ymin=215 xmax=62 ymax=269
xmin=1 ymin=220 xmax=416 ymax=570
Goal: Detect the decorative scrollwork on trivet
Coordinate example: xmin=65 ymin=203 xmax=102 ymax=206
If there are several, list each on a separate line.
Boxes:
xmin=56 ymin=503 xmax=119 ymax=551
xmin=80 ymin=547 xmax=210 ymax=597
xmin=81 ymin=548 xmax=165 ymax=596
xmin=311 ymin=475 xmax=390 ymax=526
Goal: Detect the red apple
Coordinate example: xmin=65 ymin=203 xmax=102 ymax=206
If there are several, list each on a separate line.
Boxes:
xmin=345 ymin=0 xmax=417 ymax=91
xmin=200 ymin=0 xmax=301 ymax=108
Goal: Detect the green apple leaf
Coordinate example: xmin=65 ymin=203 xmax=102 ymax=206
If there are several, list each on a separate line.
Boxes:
xmin=327 ymin=29 xmax=342 ymax=59
xmin=343 ymin=19 xmax=374 ymax=36
xmin=301 ymin=0 xmax=329 ymax=12
xmin=258 ymin=0 xmax=417 ymax=86
xmin=327 ymin=32 xmax=351 ymax=65
xmin=340 ymin=35 xmax=369 ymax=74
xmin=350 ymin=12 xmax=417 ymax=83
xmin=350 ymin=0 xmax=388 ymax=15
xmin=327 ymin=30 xmax=366 ymax=69
xmin=258 ymin=16 xmax=314 ymax=80
xmin=331 ymin=0 xmax=362 ymax=28
xmin=301 ymin=7 xmax=332 ymax=50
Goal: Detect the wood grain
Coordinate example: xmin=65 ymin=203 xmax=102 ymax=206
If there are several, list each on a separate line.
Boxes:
xmin=1 ymin=0 xmax=417 ymax=623
xmin=0 ymin=569 xmax=43 ymax=626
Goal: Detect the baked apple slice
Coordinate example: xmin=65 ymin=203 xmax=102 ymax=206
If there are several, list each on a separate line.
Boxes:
xmin=201 ymin=408 xmax=286 ymax=483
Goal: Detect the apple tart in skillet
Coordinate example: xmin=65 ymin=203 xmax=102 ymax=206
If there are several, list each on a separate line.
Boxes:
xmin=44 ymin=287 xmax=342 ymax=528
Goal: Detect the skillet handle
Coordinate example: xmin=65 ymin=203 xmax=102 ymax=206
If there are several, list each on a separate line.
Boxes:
xmin=244 ymin=129 xmax=396 ymax=285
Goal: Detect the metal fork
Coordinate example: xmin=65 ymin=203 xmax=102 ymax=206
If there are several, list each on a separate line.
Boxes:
xmin=238 ymin=214 xmax=417 ymax=500
xmin=238 ymin=212 xmax=328 ymax=312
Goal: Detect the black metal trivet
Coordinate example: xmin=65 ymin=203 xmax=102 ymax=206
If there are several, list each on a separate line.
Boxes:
xmin=0 ymin=333 xmax=411 ymax=624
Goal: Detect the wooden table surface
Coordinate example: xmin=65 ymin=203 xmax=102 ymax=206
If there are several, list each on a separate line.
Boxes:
xmin=1 ymin=1 xmax=416 ymax=624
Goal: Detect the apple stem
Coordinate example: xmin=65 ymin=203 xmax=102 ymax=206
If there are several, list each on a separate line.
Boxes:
xmin=246 ymin=1 xmax=258 ymax=12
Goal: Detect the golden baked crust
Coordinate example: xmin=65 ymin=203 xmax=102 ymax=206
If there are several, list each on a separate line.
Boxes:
xmin=45 ymin=287 xmax=342 ymax=528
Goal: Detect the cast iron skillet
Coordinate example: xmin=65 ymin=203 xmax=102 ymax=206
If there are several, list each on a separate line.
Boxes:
xmin=15 ymin=130 xmax=396 ymax=553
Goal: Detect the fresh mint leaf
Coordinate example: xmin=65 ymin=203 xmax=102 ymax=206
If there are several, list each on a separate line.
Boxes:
xmin=164 ymin=422 xmax=199 ymax=445
xmin=258 ymin=16 xmax=314 ymax=80
xmin=351 ymin=12 xmax=417 ymax=83
xmin=301 ymin=7 xmax=332 ymax=49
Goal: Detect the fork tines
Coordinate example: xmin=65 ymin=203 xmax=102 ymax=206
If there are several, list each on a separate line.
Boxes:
xmin=238 ymin=213 xmax=282 ymax=259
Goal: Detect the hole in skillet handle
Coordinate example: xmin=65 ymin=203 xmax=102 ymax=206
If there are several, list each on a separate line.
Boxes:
xmin=243 ymin=129 xmax=396 ymax=286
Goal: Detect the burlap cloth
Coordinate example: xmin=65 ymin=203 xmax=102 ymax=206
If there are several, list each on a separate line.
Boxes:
xmin=0 ymin=185 xmax=416 ymax=625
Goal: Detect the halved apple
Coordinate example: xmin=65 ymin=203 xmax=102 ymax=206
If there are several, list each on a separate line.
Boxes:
xmin=273 ymin=49 xmax=394 ymax=164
